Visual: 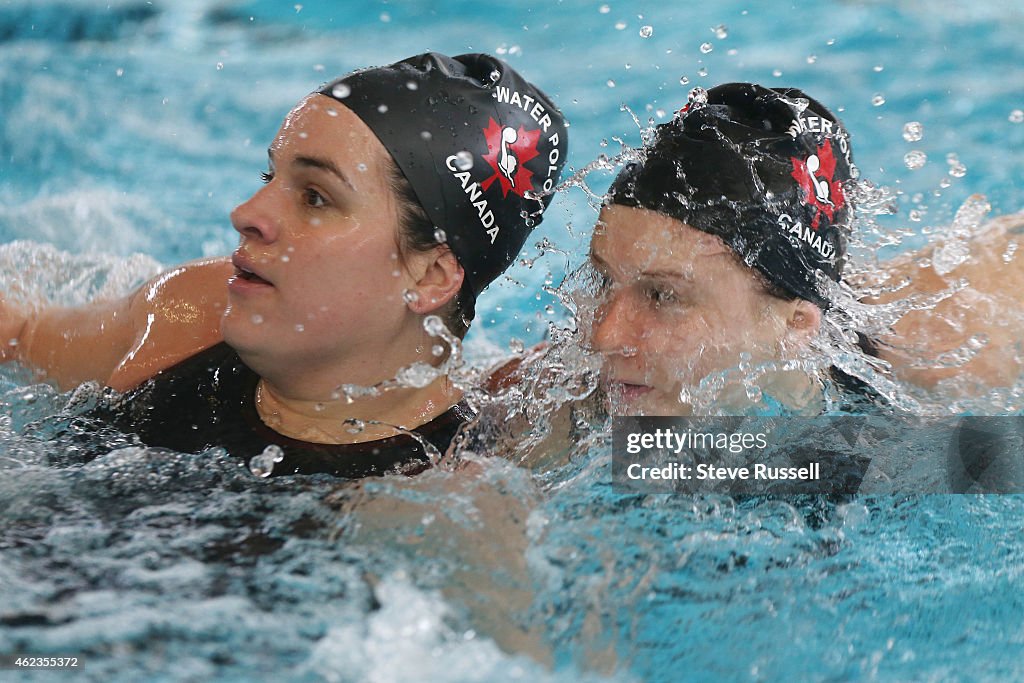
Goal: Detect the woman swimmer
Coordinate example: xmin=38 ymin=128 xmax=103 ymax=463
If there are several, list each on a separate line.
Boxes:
xmin=488 ymin=82 xmax=1024 ymax=467
xmin=590 ymin=83 xmax=1024 ymax=415
xmin=0 ymin=52 xmax=569 ymax=478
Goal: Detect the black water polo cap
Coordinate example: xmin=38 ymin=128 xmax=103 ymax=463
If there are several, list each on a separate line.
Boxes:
xmin=609 ymin=82 xmax=856 ymax=309
xmin=318 ymin=52 xmax=569 ymax=304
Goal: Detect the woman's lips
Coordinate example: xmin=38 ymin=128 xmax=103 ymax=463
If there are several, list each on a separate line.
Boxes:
xmin=608 ymin=381 xmax=653 ymax=403
xmin=229 ymin=252 xmax=274 ymax=293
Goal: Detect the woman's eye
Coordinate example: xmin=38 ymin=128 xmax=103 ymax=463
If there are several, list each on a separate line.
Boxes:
xmin=260 ymin=171 xmax=274 ymax=184
xmin=304 ymin=188 xmax=326 ymax=208
xmin=645 ymin=286 xmax=676 ymax=305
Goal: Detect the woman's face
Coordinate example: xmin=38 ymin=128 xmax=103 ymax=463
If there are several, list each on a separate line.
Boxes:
xmin=222 ymin=94 xmax=421 ymax=388
xmin=587 ymin=204 xmax=800 ymax=415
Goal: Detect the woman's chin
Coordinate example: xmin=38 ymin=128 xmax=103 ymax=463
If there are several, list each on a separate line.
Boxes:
xmin=604 ymin=383 xmax=693 ymax=417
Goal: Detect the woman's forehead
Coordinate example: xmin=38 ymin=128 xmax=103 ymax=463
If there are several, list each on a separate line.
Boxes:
xmin=272 ymin=95 xmax=388 ymax=169
xmin=592 ymin=205 xmax=733 ymax=271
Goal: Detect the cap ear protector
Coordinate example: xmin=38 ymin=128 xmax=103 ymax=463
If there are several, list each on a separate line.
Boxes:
xmin=609 ymin=83 xmax=855 ymax=309
xmin=320 ymin=52 xmax=569 ymax=307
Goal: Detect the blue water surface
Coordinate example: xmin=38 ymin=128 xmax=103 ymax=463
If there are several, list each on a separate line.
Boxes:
xmin=1 ymin=1 xmax=1023 ymax=681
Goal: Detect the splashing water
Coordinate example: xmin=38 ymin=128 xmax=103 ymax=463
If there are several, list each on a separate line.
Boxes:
xmin=931 ymin=194 xmax=991 ymax=275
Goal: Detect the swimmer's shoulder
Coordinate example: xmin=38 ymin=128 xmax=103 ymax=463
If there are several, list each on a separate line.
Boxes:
xmin=107 ymin=257 xmax=231 ymax=391
xmin=867 ymin=210 xmax=1024 ymax=390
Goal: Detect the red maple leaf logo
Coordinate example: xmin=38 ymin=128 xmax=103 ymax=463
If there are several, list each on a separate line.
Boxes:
xmin=480 ymin=118 xmax=541 ymax=198
xmin=790 ymin=138 xmax=846 ymax=229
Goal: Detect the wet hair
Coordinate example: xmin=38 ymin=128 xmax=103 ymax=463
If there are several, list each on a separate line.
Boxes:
xmin=387 ymin=160 xmax=473 ymax=339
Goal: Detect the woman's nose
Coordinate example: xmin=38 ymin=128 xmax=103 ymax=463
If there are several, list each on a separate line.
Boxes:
xmin=230 ymin=185 xmax=281 ymax=243
xmin=591 ymin=290 xmax=638 ymax=354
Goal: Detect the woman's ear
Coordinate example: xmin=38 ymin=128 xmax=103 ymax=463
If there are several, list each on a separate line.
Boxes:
xmin=406 ymin=246 xmax=465 ymax=314
xmin=785 ymin=298 xmax=822 ymax=344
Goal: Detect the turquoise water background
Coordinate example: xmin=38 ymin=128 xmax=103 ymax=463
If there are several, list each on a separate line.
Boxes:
xmin=1 ymin=1 xmax=1023 ymax=681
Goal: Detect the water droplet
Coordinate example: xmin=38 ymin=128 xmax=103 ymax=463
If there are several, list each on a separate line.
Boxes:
xmin=248 ymin=445 xmax=285 ymax=478
xmin=679 ymin=75 xmax=690 ymax=85
xmin=639 ymin=25 xmax=653 ymax=38
xmin=434 ymin=228 xmax=447 ymax=243
xmin=403 ymin=289 xmax=419 ymax=304
xmin=294 ymin=324 xmax=305 ymax=332
xmin=331 ymin=83 xmax=351 ymax=99
xmin=509 ymin=338 xmax=525 ymax=354
xmin=599 ymin=138 xmax=608 ymax=147
xmin=697 ymin=67 xmax=708 ymax=77
xmin=948 ymin=161 xmax=967 ymax=178
xmin=251 ymin=314 xmax=264 ymax=325
xmin=826 ymin=38 xmax=836 ymax=46
xmin=356 ymin=162 xmax=368 ymax=173
xmin=772 ymin=69 xmax=783 ymax=78
xmin=871 ymin=93 xmax=886 ymax=107
xmin=431 ymin=344 xmax=445 ymax=357
xmin=599 ymin=4 xmax=611 ymax=13
xmin=699 ymin=42 xmax=713 ymax=54
xmin=655 ymin=108 xmax=666 ymax=118
xmin=453 ymin=151 xmax=473 ymax=171
xmin=713 ymin=24 xmax=728 ymax=39
xmin=1010 ymin=109 xmax=1024 ymax=124
xmin=902 ymin=121 xmax=923 ymax=142
xmin=909 ymin=209 xmax=923 ymax=222
xmin=377 ymin=104 xmax=389 ymax=114
xmin=806 ymin=54 xmax=817 ymax=64
xmin=489 ymin=69 xmax=501 ymax=82
xmin=406 ymin=80 xmax=418 ymax=90
xmin=379 ymin=12 xmax=391 ymax=22
xmin=423 ymin=315 xmax=446 ymax=336
xmin=904 ymin=150 xmax=927 ymax=170
xmin=873 ymin=64 xmax=884 ymax=72
xmin=624 ymin=63 xmax=632 ymax=70
xmin=216 ymin=62 xmax=224 ymax=70
xmin=939 ymin=177 xmax=952 ymax=188
xmin=615 ymin=21 xmax=626 ymax=30
xmin=294 ymin=4 xmax=303 ymax=12
xmin=326 ymin=108 xmax=339 ymax=117
xmin=116 ymin=67 xmax=124 ymax=77
xmin=606 ymin=79 xmax=616 ymax=88
xmin=280 ymin=255 xmax=289 ymax=263
xmin=298 ymin=131 xmax=308 ymax=139
xmin=309 ymin=217 xmax=321 ymax=227
xmin=420 ymin=130 xmax=432 ymax=141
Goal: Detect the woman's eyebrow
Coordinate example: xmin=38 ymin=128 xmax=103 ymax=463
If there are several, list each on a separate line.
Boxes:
xmin=639 ymin=269 xmax=695 ymax=283
xmin=590 ymin=251 xmax=694 ymax=282
xmin=266 ymin=148 xmax=357 ymax=192
xmin=293 ymin=155 xmax=357 ymax=192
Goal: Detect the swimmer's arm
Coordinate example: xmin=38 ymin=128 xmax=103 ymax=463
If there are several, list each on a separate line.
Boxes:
xmin=482 ymin=347 xmax=579 ymax=472
xmin=869 ymin=211 xmax=1024 ymax=389
xmin=3 ymin=257 xmax=231 ymax=391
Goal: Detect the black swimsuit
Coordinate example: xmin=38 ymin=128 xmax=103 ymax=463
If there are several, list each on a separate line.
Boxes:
xmin=91 ymin=343 xmax=475 ymax=478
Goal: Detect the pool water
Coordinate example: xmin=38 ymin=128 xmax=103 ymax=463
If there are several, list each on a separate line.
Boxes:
xmin=2 ymin=1 xmax=1023 ymax=681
